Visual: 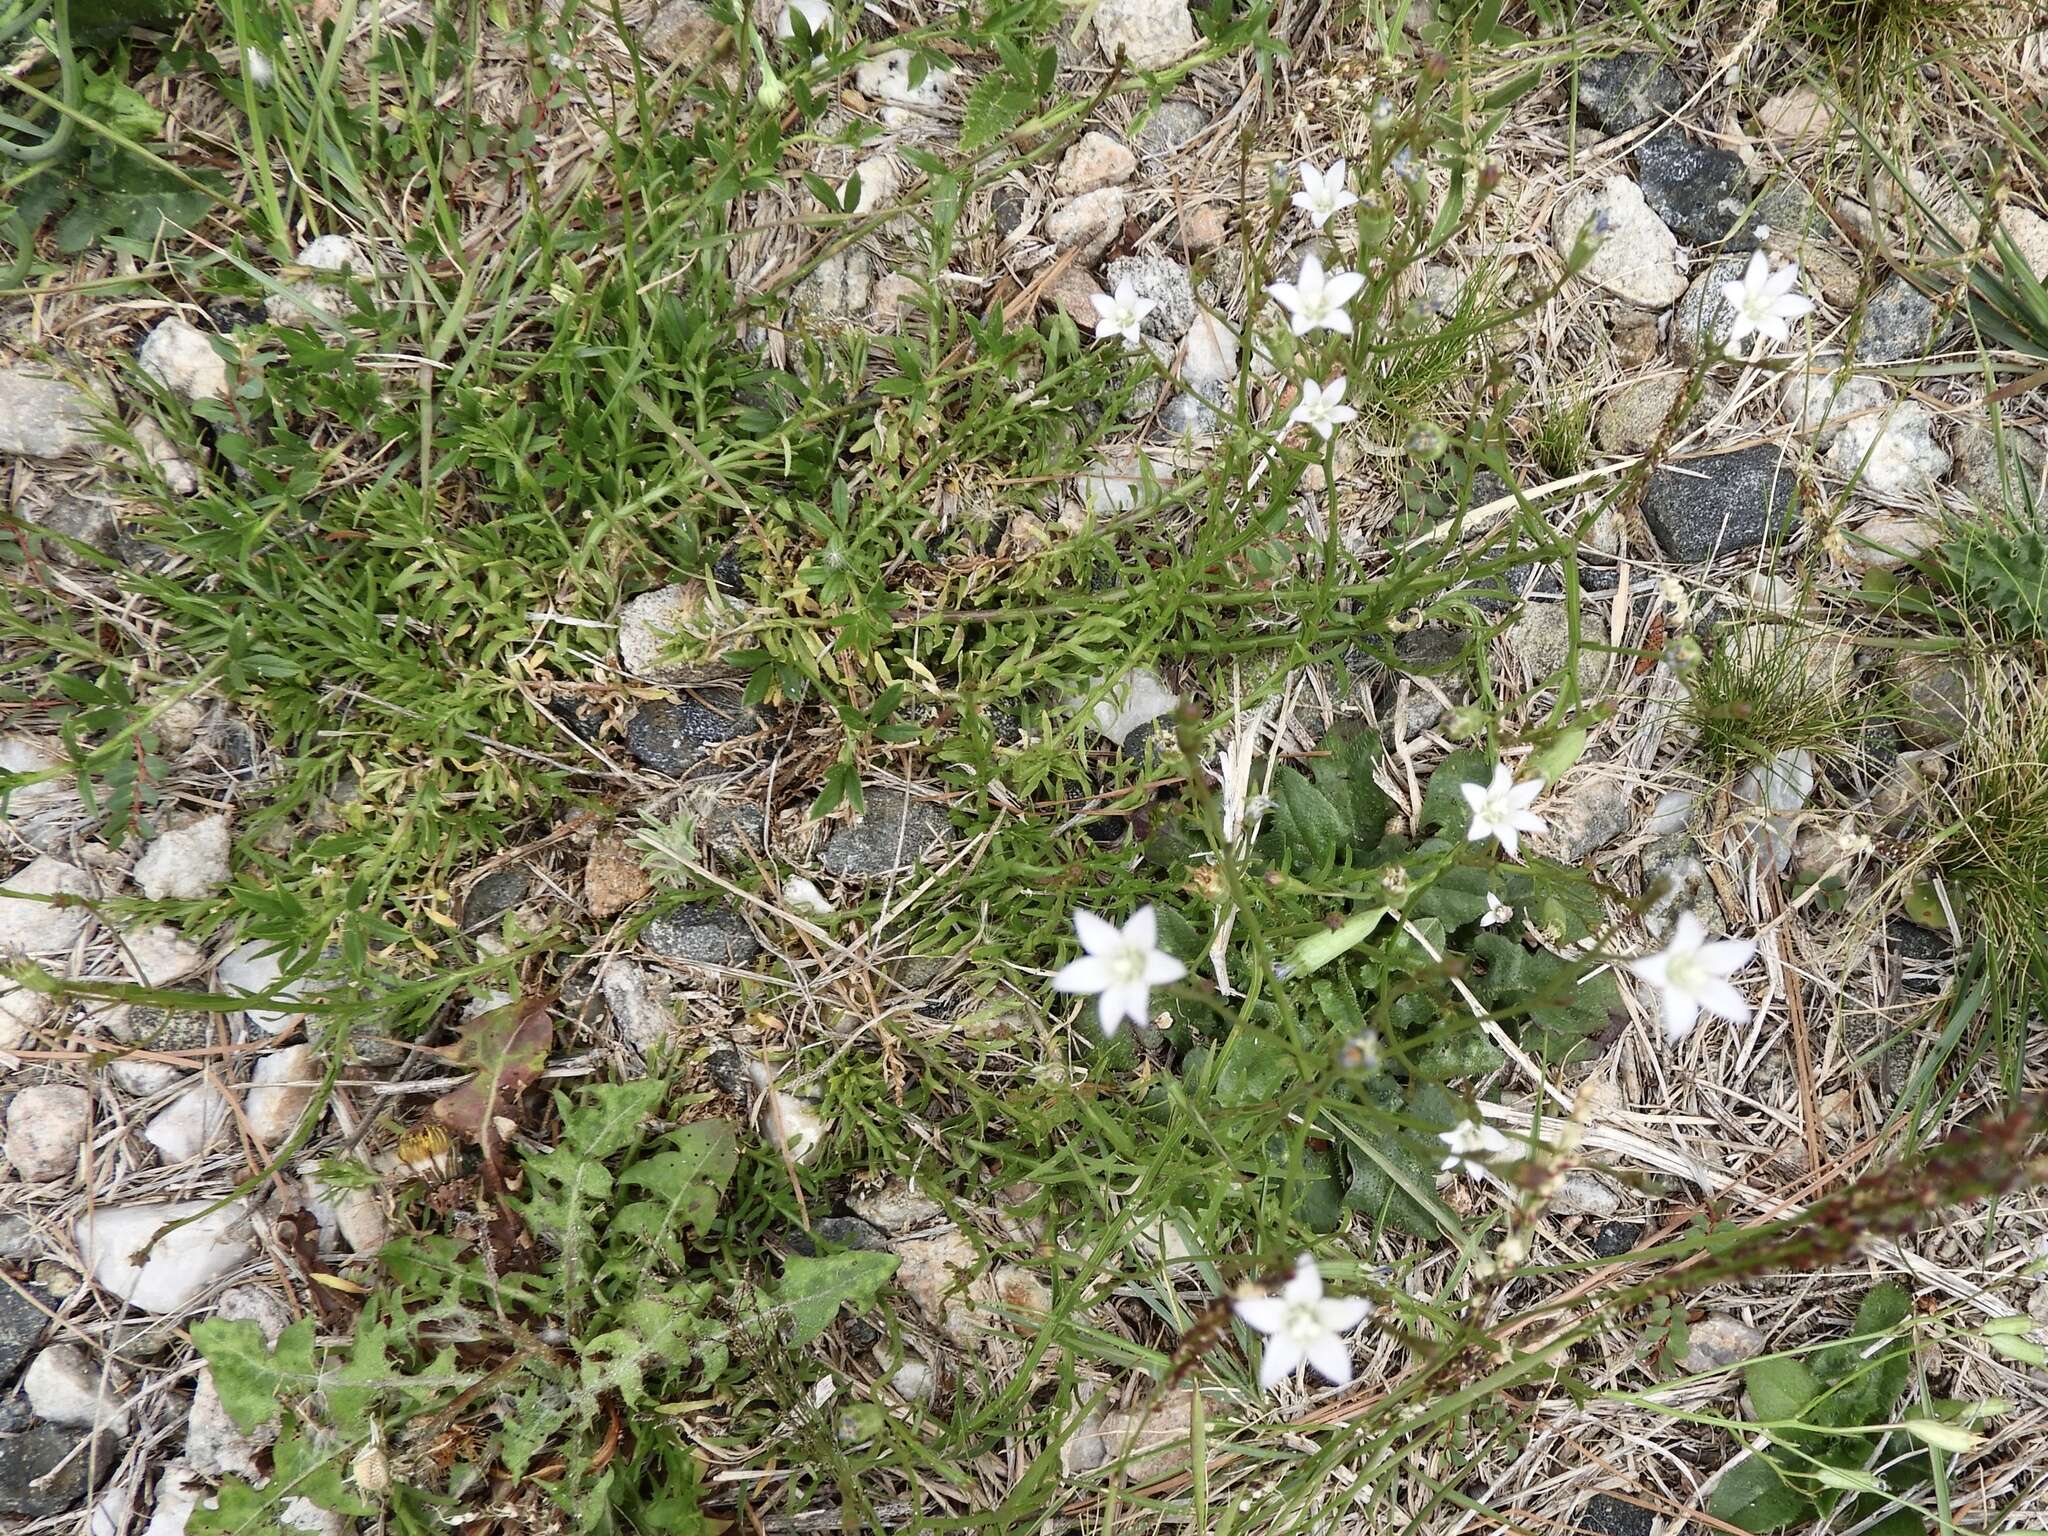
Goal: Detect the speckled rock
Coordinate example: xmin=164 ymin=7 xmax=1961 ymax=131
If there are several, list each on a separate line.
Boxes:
xmin=1046 ymin=187 xmax=1127 ymax=261
xmin=624 ymin=693 xmax=761 ymax=776
xmin=1633 ymin=130 xmax=1753 ymax=246
xmin=819 ymin=790 xmax=951 ymax=878
xmin=1777 ymin=357 xmax=1891 ymax=447
xmin=796 ymin=250 xmax=874 ymax=317
xmin=5 ymin=1085 xmax=90 ymax=1182
xmin=1668 ymin=254 xmax=1749 ymax=364
xmin=643 ymin=904 xmax=759 ymax=967
xmin=1552 ymin=176 xmax=1686 ymax=308
xmin=267 ymin=236 xmax=376 ymax=325
xmin=1852 ymin=277 xmax=1935 ymax=364
xmin=0 ymin=1425 xmax=116 ymax=1516
xmin=642 ymin=0 xmax=729 ymax=70
xmin=616 ymin=581 xmax=742 ymax=685
xmin=1594 ymin=373 xmax=1719 ymax=454
xmin=1954 ymin=418 xmax=2046 ymax=509
xmin=1825 ymin=400 xmax=1950 ymax=498
xmin=1841 ymin=510 xmax=1942 ymax=572
xmin=1104 ymin=254 xmax=1195 ymax=341
xmin=1574 ymin=54 xmax=1683 ymax=133
xmin=1641 ymin=445 xmax=1798 ymax=561
xmin=1055 ymin=132 xmax=1137 ymax=196
xmin=1895 ymin=653 xmax=1978 ymax=748
xmin=1136 ymin=98 xmax=1209 ymax=158
xmin=1092 ymin=0 xmax=1197 ymax=69
xmin=0 ymin=371 xmax=99 ymax=458
xmin=1537 ymin=776 xmax=1633 ymax=863
xmin=1680 ymin=1315 xmax=1766 ymax=1372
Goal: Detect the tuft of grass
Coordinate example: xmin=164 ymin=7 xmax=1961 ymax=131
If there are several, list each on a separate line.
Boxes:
xmin=1935 ymin=671 xmax=2048 ymax=984
xmin=1771 ymin=0 xmax=2012 ymax=102
xmin=1526 ymin=389 xmax=1593 ymax=480
xmin=1675 ymin=618 xmax=1859 ymax=776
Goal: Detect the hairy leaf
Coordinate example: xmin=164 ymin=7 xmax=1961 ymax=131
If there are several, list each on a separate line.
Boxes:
xmin=190 ymin=1316 xmax=318 ymax=1433
xmin=760 ymin=1251 xmax=901 ymax=1347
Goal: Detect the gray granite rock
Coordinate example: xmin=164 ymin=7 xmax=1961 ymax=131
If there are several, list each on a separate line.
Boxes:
xmin=1135 ymin=98 xmax=1209 ymax=158
xmin=819 ymin=790 xmax=951 ymax=878
xmin=0 ymin=372 xmax=98 ymax=459
xmin=1641 ymin=445 xmax=1797 ymax=561
xmin=1538 ymin=777 xmax=1632 ymax=863
xmin=0 ymin=1425 xmax=114 ymax=1515
xmin=1575 ymin=54 xmax=1683 ymax=132
xmin=1894 ymin=653 xmax=1977 ymax=748
xmin=625 ymin=694 xmax=761 ymax=777
xmin=15 ymin=496 xmax=118 ymax=563
xmin=1954 ymin=419 xmax=2046 ymax=510
xmin=1104 ymin=254 xmax=1195 ymax=342
xmin=1853 ymin=277 xmax=1935 ymax=364
xmin=1595 ymin=373 xmax=1719 ymax=454
xmin=643 ymin=904 xmax=759 ymax=967
xmin=1633 ymin=131 xmax=1752 ymax=246
xmin=1668 ymin=254 xmax=1748 ymax=364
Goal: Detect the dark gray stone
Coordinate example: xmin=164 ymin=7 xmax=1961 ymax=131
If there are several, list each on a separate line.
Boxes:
xmin=0 ymin=1282 xmax=52 ymax=1386
xmin=462 ymin=868 xmax=530 ymax=929
xmin=1592 ymin=1220 xmax=1642 ymax=1258
xmin=704 ymin=803 xmax=766 ymax=865
xmin=625 ymin=693 xmax=760 ymax=777
xmin=1574 ymin=55 xmax=1683 ymax=133
xmin=1633 ymin=131 xmax=1753 ymax=246
xmin=1854 ymin=277 xmax=1935 ymax=364
xmin=1393 ymin=627 xmax=1466 ymax=671
xmin=17 ymin=497 xmax=118 ymax=563
xmin=787 ymin=1216 xmax=892 ymax=1256
xmin=818 ymin=791 xmax=951 ymax=878
xmin=704 ymin=1047 xmax=752 ymax=1098
xmin=1669 ymin=255 xmax=1749 ymax=365
xmin=1894 ymin=653 xmax=1976 ymax=748
xmin=0 ymin=1394 xmax=29 ymax=1433
xmin=0 ymin=1218 xmax=31 ymax=1263
xmin=1135 ymin=98 xmax=1209 ymax=158
xmin=1573 ymin=1494 xmax=1654 ymax=1536
xmin=990 ymin=183 xmax=1030 ymax=240
xmin=642 ymin=904 xmax=759 ymax=967
xmin=1641 ymin=446 xmax=1798 ymax=562
xmin=0 ymin=1425 xmax=115 ymax=1515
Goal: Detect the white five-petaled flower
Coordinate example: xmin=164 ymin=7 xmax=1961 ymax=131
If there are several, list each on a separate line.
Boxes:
xmin=1267 ymin=254 xmax=1365 ymax=338
xmin=1438 ymin=1119 xmax=1512 ymax=1179
xmin=1291 ymin=159 xmax=1359 ymax=231
xmin=1090 ymin=279 xmax=1157 ymax=349
xmin=1234 ymin=1254 xmax=1373 ymax=1392
xmin=1286 ymin=376 xmax=1357 ymax=440
xmin=1719 ymin=251 xmax=1814 ymax=349
xmin=1052 ymin=905 xmax=1186 ymax=1036
xmin=1480 ymin=891 xmax=1513 ymax=928
xmin=1626 ymin=911 xmax=1759 ymax=1040
xmin=1460 ymin=763 xmax=1548 ymax=860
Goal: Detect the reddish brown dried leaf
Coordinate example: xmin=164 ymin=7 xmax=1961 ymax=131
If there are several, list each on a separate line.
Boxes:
xmin=431 ymin=996 xmax=553 ymax=1162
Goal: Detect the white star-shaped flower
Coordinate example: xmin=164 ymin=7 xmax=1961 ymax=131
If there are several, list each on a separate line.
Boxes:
xmin=1459 ymin=763 xmax=1548 ymax=860
xmin=1052 ymin=905 xmax=1186 ymax=1036
xmin=1286 ymin=376 xmax=1357 ymax=440
xmin=1291 ymin=159 xmax=1359 ymax=231
xmin=1626 ymin=911 xmax=1759 ymax=1040
xmin=1234 ymin=1254 xmax=1373 ymax=1392
xmin=1480 ymin=891 xmax=1512 ymax=928
xmin=1090 ymin=279 xmax=1157 ymax=349
xmin=1267 ymin=254 xmax=1365 ymax=338
xmin=1438 ymin=1119 xmax=1511 ymax=1179
xmin=1719 ymin=251 xmax=1814 ymax=350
